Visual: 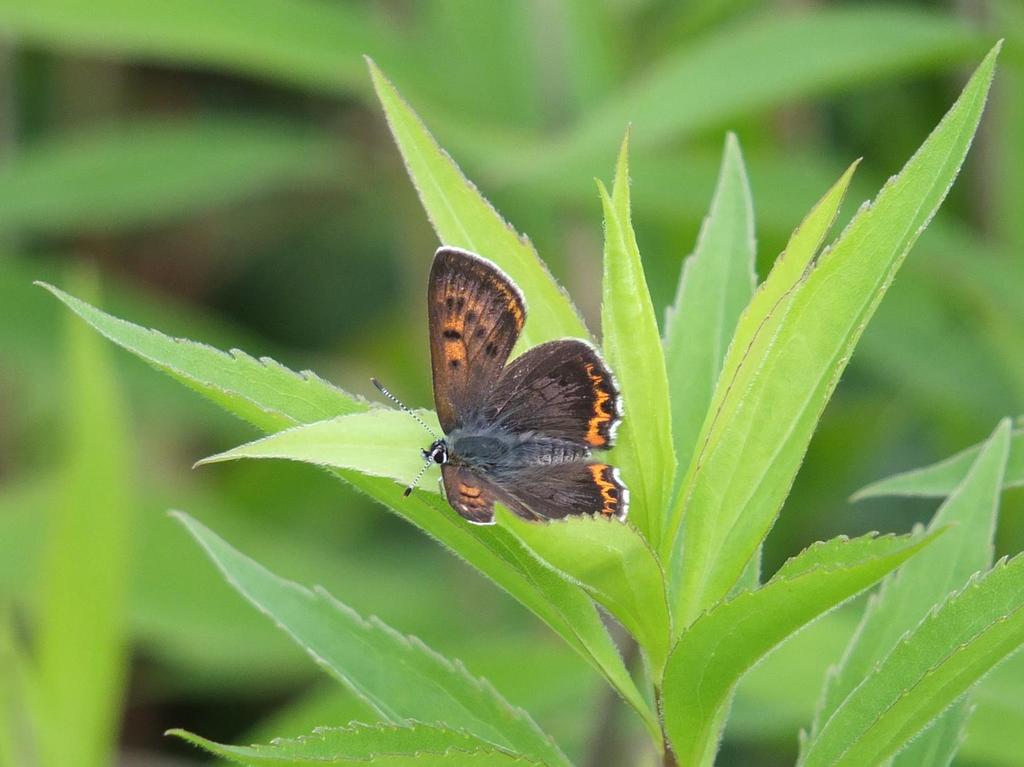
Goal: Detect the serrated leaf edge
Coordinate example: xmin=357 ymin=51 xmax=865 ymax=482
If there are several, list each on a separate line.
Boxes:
xmin=501 ymin=511 xmax=673 ymax=647
xmin=170 ymin=720 xmax=546 ymax=763
xmin=365 ymin=58 xmax=588 ymax=343
xmin=37 ymin=281 xmax=363 ymax=428
xmin=173 ymin=512 xmax=568 ymax=766
xmin=806 ymin=552 xmax=1024 ymax=766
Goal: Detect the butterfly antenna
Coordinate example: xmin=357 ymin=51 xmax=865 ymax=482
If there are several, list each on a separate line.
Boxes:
xmin=403 ymin=456 xmax=434 ymax=498
xmin=371 ymin=377 xmax=440 ymax=439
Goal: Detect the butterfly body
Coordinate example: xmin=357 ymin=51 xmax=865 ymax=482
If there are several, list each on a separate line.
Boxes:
xmin=446 ymin=427 xmax=591 ymax=474
xmin=423 ymin=247 xmax=629 ymax=525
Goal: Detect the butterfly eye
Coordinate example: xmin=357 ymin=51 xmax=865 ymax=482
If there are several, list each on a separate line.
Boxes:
xmin=429 ymin=441 xmax=448 ymax=464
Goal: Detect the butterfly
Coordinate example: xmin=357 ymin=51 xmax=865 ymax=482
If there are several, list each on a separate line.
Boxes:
xmin=376 ymin=246 xmax=628 ymax=525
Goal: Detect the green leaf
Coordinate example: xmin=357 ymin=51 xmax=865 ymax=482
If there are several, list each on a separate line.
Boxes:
xmin=40 ymin=285 xmax=654 ymax=740
xmin=697 ymin=159 xmax=857 ymax=596
xmin=960 ymin=650 xmax=1024 ymax=766
xmin=497 ymin=510 xmax=671 ymax=677
xmin=661 ymin=530 xmax=941 ymax=767
xmin=726 ymin=607 xmax=1024 ymax=767
xmin=662 ymin=158 xmax=857 ymax=573
xmin=889 ymin=699 xmax=971 ymax=767
xmin=368 ymin=59 xmax=588 ymax=351
xmin=852 ymin=426 xmax=1024 ymax=500
xmin=0 ymin=119 xmax=342 ymax=235
xmin=197 ymin=409 xmax=444 ymax=492
xmin=462 ymin=522 xmax=657 ymax=737
xmin=0 ymin=0 xmax=397 ymax=97
xmin=598 ymin=134 xmax=676 ymax=549
xmin=666 ymin=44 xmax=999 ymax=627
xmin=37 ymin=281 xmax=363 ymax=433
xmin=170 ymin=722 xmax=545 ymax=766
xmin=808 ymin=420 xmax=1012 ymax=766
xmin=499 ymin=8 xmax=983 ymax=181
xmin=175 ymin=512 xmax=570 ymax=767
xmin=798 ymin=552 xmax=1024 ymax=767
xmin=34 ymin=271 xmax=135 ymax=767
xmin=663 ymin=133 xmax=756 ymax=489
xmin=698 ymin=159 xmax=860 ymax=459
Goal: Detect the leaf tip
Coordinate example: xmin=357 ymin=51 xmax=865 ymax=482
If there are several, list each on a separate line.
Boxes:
xmin=364 ymin=55 xmax=383 ymax=80
xmin=616 ymin=125 xmax=632 ymax=163
xmin=611 ymin=128 xmax=633 ymax=206
xmin=843 ymin=157 xmax=863 ymax=182
xmin=971 ymin=39 xmax=1003 ymax=84
xmin=167 ymin=509 xmax=191 ymax=527
xmin=193 ymin=451 xmax=232 ymax=469
xmin=848 ymin=487 xmax=870 ymax=503
xmin=365 ymin=56 xmax=396 ymax=105
xmin=34 ymin=280 xmax=67 ymax=302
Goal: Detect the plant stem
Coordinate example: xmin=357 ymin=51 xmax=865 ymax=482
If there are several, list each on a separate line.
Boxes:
xmin=654 ymin=686 xmax=678 ymax=767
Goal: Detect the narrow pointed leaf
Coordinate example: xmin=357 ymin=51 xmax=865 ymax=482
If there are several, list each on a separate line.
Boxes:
xmin=0 ymin=0 xmax=397 ymax=97
xmin=368 ymin=60 xmax=587 ymax=349
xmin=498 ymin=510 xmax=670 ymax=678
xmin=880 ymin=432 xmax=1009 ymax=767
xmin=799 ymin=553 xmax=1024 ymax=767
xmin=663 ymin=158 xmax=857 ymax=568
xmin=35 ymin=273 xmax=134 ymax=767
xmin=170 ymin=723 xmax=545 ymax=766
xmin=668 ymin=44 xmax=999 ymax=627
xmin=809 ymin=420 xmax=1011 ymax=764
xmin=725 ymin=612 xmax=1024 ymax=766
xmin=599 ymin=136 xmax=676 ymax=549
xmin=506 ymin=8 xmax=982 ymax=179
xmin=662 ymin=530 xmax=941 ymax=767
xmin=852 ymin=427 xmax=1024 ymax=501
xmin=890 ymin=699 xmax=972 ymax=767
xmin=0 ymin=120 xmax=342 ymax=234
xmin=663 ymin=133 xmax=756 ymax=485
xmin=197 ymin=410 xmax=444 ymax=492
xmin=697 ymin=160 xmax=860 ymax=461
xmin=175 ymin=513 xmax=570 ymax=767
xmin=38 ymin=282 xmax=363 ymax=432
xmin=42 ymin=286 xmax=653 ymax=736
xmin=465 ymin=515 xmax=655 ymax=731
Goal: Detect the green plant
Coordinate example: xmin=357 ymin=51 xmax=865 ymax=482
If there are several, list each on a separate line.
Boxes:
xmin=37 ymin=43 xmax=1024 ymax=766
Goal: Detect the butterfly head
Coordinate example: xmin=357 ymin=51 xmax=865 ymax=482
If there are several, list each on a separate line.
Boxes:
xmin=423 ymin=439 xmax=449 ymax=465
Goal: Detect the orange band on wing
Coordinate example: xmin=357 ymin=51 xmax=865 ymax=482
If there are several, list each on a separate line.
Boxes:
xmin=584 ymin=362 xmax=613 ymax=447
xmin=589 ymin=464 xmax=621 ymax=516
xmin=458 ymin=483 xmax=481 ymax=498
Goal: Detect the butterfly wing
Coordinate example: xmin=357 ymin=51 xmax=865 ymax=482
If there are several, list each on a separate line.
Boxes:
xmin=442 ymin=461 xmax=629 ymax=524
xmin=440 ymin=464 xmax=498 ymax=524
xmin=429 ymin=247 xmax=526 ymax=432
xmin=493 ymin=461 xmax=629 ymax=521
xmin=484 ymin=339 xmax=622 ymax=450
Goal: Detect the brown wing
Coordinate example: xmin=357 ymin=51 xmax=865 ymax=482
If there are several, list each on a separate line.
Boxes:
xmin=442 ymin=461 xmax=628 ymax=523
xmin=491 ymin=461 xmax=629 ymax=521
xmin=441 ymin=464 xmax=498 ymax=525
xmin=428 ymin=247 xmax=526 ymax=433
xmin=484 ymin=340 xmax=622 ymax=449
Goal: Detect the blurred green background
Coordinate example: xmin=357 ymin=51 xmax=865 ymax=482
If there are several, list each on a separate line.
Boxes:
xmin=0 ymin=1 xmax=1021 ymax=765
